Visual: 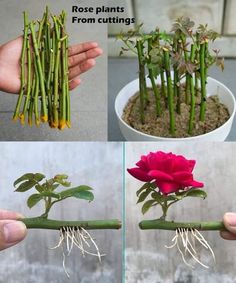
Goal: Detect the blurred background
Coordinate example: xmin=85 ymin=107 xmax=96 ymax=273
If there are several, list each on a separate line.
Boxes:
xmin=0 ymin=0 xmax=107 ymax=141
xmin=0 ymin=142 xmax=122 ymax=283
xmin=108 ymin=0 xmax=236 ymax=141
xmin=125 ymin=142 xmax=236 ymax=283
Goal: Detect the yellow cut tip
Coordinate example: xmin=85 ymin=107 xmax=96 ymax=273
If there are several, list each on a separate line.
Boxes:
xmin=41 ymin=115 xmax=48 ymax=122
xmin=19 ymin=113 xmax=25 ymax=125
xmin=66 ymin=121 xmax=71 ymax=128
xmin=50 ymin=121 xmax=58 ymax=128
xmin=58 ymin=120 xmax=66 ymax=130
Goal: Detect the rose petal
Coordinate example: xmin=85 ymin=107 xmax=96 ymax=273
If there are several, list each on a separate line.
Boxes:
xmin=148 ymin=170 xmax=173 ymax=181
xmin=189 ymin=180 xmax=204 ymax=188
xmin=136 ymin=159 xmax=148 ymax=171
xmin=172 ymin=156 xmax=190 ymax=172
xmin=156 ymin=180 xmax=180 ymax=195
xmin=147 ymin=152 xmax=160 ymax=170
xmin=127 ymin=168 xmax=153 ymax=182
xmin=188 ymin=160 xmax=196 ymax=172
xmin=172 ymin=171 xmax=193 ymax=182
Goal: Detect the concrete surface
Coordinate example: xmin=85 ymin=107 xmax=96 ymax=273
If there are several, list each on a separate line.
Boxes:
xmin=0 ymin=142 xmax=122 ymax=283
xmin=0 ymin=0 xmax=107 ymax=141
xmin=108 ymin=58 xmax=236 ymax=141
xmin=125 ymin=142 xmax=236 ymax=283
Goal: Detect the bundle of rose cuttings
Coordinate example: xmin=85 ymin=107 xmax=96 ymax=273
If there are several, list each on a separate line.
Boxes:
xmin=13 ymin=173 xmax=121 ymax=277
xmin=127 ymin=151 xmax=226 ymax=268
xmin=13 ymin=7 xmax=71 ymax=130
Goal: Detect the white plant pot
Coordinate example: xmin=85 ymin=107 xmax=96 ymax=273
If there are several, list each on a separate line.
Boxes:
xmin=115 ymin=76 xmax=236 ymax=141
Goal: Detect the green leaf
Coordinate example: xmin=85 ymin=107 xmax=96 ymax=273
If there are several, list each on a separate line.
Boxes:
xmin=51 ymin=184 xmax=60 ymax=191
xmin=27 ymin=194 xmax=43 ymax=208
xmin=15 ymin=180 xmax=37 ymax=192
xmin=73 ymin=190 xmax=94 ymax=202
xmin=34 ymin=173 xmax=45 ymax=182
xmin=54 ymin=174 xmax=68 ymax=180
xmin=40 ymin=192 xmax=60 ymax=199
xmin=136 ymin=182 xmax=156 ymax=197
xmin=185 ymin=189 xmax=207 ymax=199
xmin=151 ymin=191 xmax=165 ymax=203
xmin=142 ymin=199 xmax=157 ymax=214
xmin=54 ymin=179 xmax=71 ymax=187
xmin=59 ymin=185 xmax=94 ymax=201
xmin=14 ymin=173 xmax=45 ymax=187
xmin=35 ymin=184 xmax=44 ymax=193
xmin=137 ymin=189 xmax=152 ymax=204
xmin=14 ymin=173 xmax=35 ymax=187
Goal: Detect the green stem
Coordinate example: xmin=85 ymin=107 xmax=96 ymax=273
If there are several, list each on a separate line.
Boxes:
xmin=147 ymin=38 xmax=161 ymax=116
xmin=175 ymin=39 xmax=181 ymax=114
xmin=188 ymin=44 xmax=197 ymax=134
xmin=163 ymin=48 xmax=175 ymax=135
xmin=28 ymin=71 xmax=36 ymax=126
xmin=199 ymin=42 xmax=206 ymax=121
xmin=34 ymin=66 xmax=40 ymax=126
xmin=195 ymin=32 xmax=200 ymax=94
xmin=59 ymin=15 xmax=67 ymax=130
xmin=65 ymin=37 xmax=70 ymax=128
xmin=181 ymin=35 xmax=190 ymax=104
xmin=13 ymin=11 xmax=28 ymax=121
xmin=52 ymin=16 xmax=61 ymax=128
xmin=139 ymin=219 xmax=226 ymax=231
xmin=30 ymin=22 xmax=48 ymax=122
xmin=20 ymin=217 xmax=122 ymax=230
xmin=136 ymin=40 xmax=145 ymax=124
xmin=160 ymin=70 xmax=167 ymax=108
xmin=20 ymin=36 xmax=32 ymax=124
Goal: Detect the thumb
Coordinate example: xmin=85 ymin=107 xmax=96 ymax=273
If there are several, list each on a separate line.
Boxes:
xmin=223 ymin=213 xmax=236 ymax=235
xmin=0 ymin=220 xmax=27 ymax=251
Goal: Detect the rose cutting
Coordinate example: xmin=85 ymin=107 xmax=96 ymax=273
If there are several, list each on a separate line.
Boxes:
xmin=127 ymin=150 xmax=227 ymax=269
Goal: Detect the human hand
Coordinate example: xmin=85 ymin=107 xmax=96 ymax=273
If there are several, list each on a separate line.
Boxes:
xmin=0 ymin=209 xmax=27 ymax=251
xmin=0 ymin=36 xmax=103 ymax=93
xmin=220 ymin=213 xmax=236 ymax=240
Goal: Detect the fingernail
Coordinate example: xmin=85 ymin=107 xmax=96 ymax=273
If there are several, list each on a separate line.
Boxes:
xmin=3 ymin=221 xmax=26 ymax=243
xmin=225 ymin=213 xmax=236 ymax=227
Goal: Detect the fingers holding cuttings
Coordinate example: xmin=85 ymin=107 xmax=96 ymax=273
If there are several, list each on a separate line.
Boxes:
xmin=68 ymin=42 xmax=99 ymax=57
xmin=220 ymin=230 xmax=236 ymax=240
xmin=69 ymin=77 xmax=81 ymax=91
xmin=0 ymin=209 xmax=24 ymax=220
xmin=0 ymin=220 xmax=27 ymax=251
xmin=223 ymin=213 xmax=236 ymax=235
xmin=68 ymin=58 xmax=96 ymax=80
xmin=68 ymin=47 xmax=103 ymax=68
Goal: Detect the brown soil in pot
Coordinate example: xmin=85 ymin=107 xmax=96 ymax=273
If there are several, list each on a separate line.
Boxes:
xmin=122 ymin=86 xmax=230 ymax=138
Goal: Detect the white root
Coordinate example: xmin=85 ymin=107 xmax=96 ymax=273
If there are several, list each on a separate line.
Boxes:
xmin=165 ymin=228 xmax=215 ymax=269
xmin=49 ymin=226 xmax=105 ymax=277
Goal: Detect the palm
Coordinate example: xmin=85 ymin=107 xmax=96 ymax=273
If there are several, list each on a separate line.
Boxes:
xmin=0 ymin=36 xmax=103 ymax=94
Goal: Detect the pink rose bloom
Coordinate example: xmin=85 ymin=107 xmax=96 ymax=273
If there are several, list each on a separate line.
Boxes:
xmin=127 ymin=151 xmax=204 ymax=195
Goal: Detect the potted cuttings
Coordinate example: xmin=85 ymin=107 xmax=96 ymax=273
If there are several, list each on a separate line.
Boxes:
xmin=116 ymin=17 xmax=236 ymax=141
xmin=127 ymin=150 xmax=227 ymax=268
xmin=13 ymin=173 xmax=121 ymax=278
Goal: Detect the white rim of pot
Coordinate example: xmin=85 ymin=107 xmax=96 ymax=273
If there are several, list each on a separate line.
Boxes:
xmin=115 ymin=77 xmax=236 ymax=141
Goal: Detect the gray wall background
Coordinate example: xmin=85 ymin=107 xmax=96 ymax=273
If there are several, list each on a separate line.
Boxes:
xmin=0 ymin=0 xmax=107 ymax=141
xmin=0 ymin=142 xmax=122 ymax=283
xmin=126 ymin=142 xmax=236 ymax=283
